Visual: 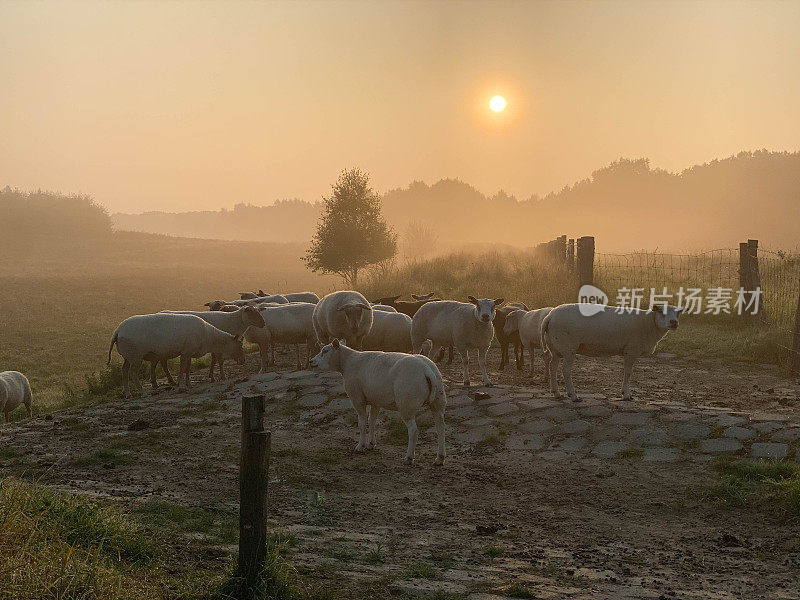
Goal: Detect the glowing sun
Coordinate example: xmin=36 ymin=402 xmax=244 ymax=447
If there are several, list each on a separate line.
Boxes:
xmin=489 ymin=95 xmax=506 ymax=112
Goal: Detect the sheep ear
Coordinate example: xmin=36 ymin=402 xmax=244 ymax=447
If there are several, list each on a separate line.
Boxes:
xmin=233 ymin=334 xmax=240 ymax=342
xmin=259 ymin=290 xmax=265 ymax=295
xmin=204 ymin=302 xmax=211 ymax=307
xmin=411 ymin=294 xmax=423 ymax=300
xmin=468 ymin=296 xmax=478 ymax=305
xmin=336 ymin=305 xmax=348 ymax=312
xmin=493 ymin=298 xmax=505 ymax=306
xmin=332 ymin=339 xmax=340 ymax=349
xmin=675 ymin=307 xmax=684 ymax=314
xmin=356 ymin=303 xmax=372 ymax=311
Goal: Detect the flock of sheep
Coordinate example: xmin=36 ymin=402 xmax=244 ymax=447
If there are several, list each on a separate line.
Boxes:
xmin=102 ymin=289 xmax=683 ymax=463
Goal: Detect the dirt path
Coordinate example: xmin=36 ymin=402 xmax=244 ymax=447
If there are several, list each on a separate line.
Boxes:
xmin=1 ymin=348 xmax=799 ymax=599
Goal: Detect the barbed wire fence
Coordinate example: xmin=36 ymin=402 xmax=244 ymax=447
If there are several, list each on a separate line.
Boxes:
xmin=540 ymin=235 xmax=800 ymax=376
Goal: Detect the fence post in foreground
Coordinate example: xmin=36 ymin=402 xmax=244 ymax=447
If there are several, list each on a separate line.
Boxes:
xmin=739 ymin=242 xmax=751 ymax=293
xmin=239 ymin=395 xmax=270 ymax=579
xmin=747 ymin=239 xmax=767 ymax=322
xmin=567 ymin=238 xmax=575 ymax=272
xmin=576 ymin=236 xmax=595 ymax=288
xmin=791 ymin=279 xmax=800 ymax=378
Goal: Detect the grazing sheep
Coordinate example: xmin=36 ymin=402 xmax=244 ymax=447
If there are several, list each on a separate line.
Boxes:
xmin=503 ymin=307 xmax=553 ymax=379
xmin=541 ymin=304 xmax=683 ymax=401
xmin=250 ymin=294 xmax=289 ymax=305
xmin=245 ymin=302 xmax=318 ymax=371
xmin=363 ymin=311 xmax=413 ymax=352
xmin=411 ymin=296 xmax=504 ymax=387
xmin=283 ymin=292 xmax=320 ymax=304
xmin=370 ymin=303 xmax=398 ymax=313
xmin=161 ymin=306 xmax=264 ymax=381
xmin=310 ymin=339 xmax=447 ymax=465
xmin=312 ymin=291 xmax=373 ymax=350
xmin=371 ymin=293 xmax=439 ymax=317
xmin=0 ymin=371 xmax=32 ymax=422
xmin=108 ymin=313 xmax=245 ymax=397
xmin=493 ymin=302 xmax=529 ymax=370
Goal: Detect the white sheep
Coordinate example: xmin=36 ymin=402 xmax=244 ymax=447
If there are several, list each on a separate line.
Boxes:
xmin=312 ymin=291 xmax=373 ymax=350
xmin=0 ymin=371 xmax=32 ymax=422
xmin=363 ymin=311 xmax=412 ymax=352
xmin=541 ymin=303 xmax=683 ymax=400
xmin=245 ymin=302 xmax=317 ymax=371
xmin=411 ymin=296 xmax=504 ymax=387
xmin=503 ymin=307 xmax=553 ymax=380
xmin=108 ymin=313 xmax=245 ymax=397
xmin=370 ymin=303 xmax=398 ymax=313
xmin=310 ymin=339 xmax=447 ymax=465
xmin=283 ymin=292 xmax=320 ymax=304
xmin=161 ymin=305 xmax=264 ymax=381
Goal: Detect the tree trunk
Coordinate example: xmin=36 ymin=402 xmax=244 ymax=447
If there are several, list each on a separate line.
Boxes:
xmin=351 ymin=267 xmax=358 ymax=288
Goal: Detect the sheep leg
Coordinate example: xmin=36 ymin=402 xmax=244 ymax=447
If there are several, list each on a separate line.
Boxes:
xmin=515 ymin=340 xmax=524 ymax=370
xmin=149 ymin=359 xmax=159 ymax=389
xmin=432 ymin=404 xmax=446 ymax=466
xmin=447 ymin=346 xmax=454 ymax=364
xmin=528 ymin=344 xmax=536 ymax=379
xmin=258 ymin=343 xmax=269 ymax=373
xmin=561 ymin=354 xmax=578 ymax=401
xmin=542 ymin=349 xmax=552 ymax=384
xmin=122 ymin=359 xmax=132 ymax=398
xmin=161 ymin=359 xmax=176 ymax=385
xmin=403 ymin=416 xmax=419 ymax=465
xmin=458 ymin=347 xmax=470 ymax=387
xmin=499 ymin=340 xmax=508 ymax=370
xmin=218 ymin=355 xmax=226 ymax=380
xmin=295 ymin=344 xmax=302 ymax=370
xmin=178 ymin=355 xmax=192 ymax=390
xmin=429 ymin=343 xmax=443 ymax=361
xmin=548 ymin=354 xmax=561 ymax=399
xmin=207 ymin=355 xmax=216 ymax=381
xmin=622 ymin=355 xmax=636 ymax=400
xmin=129 ymin=358 xmax=144 ymax=395
xmin=366 ymin=405 xmax=380 ymax=450
xmin=352 ymin=395 xmax=368 ymax=452
xmin=478 ymin=345 xmax=492 ymax=387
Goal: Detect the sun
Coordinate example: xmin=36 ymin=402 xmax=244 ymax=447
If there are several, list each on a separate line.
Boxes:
xmin=489 ymin=95 xmax=506 ymax=112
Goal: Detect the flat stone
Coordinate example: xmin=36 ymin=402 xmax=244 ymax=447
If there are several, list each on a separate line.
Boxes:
xmin=592 ymin=441 xmax=628 ymax=458
xmin=505 ymin=434 xmax=546 ymax=451
xmin=751 ymin=442 xmax=789 ymax=459
xmin=643 ymin=448 xmax=679 ymax=462
xmin=539 ymin=450 xmax=568 ymax=462
xmin=516 ymin=398 xmax=561 ymax=411
xmin=631 ymin=427 xmax=669 ymax=447
xmin=296 ymin=394 xmax=328 ymax=408
xmin=752 ymin=421 xmax=786 ymax=433
xmin=447 ymin=395 xmax=474 ymax=408
xmin=590 ymin=425 xmax=630 ymax=442
xmin=446 ymin=406 xmax=481 ymax=420
xmin=542 ymin=407 xmax=578 ymax=422
xmin=771 ymin=428 xmax=800 ymax=442
xmin=716 ymin=414 xmax=749 ymax=427
xmin=609 ymin=412 xmax=652 ymax=426
xmin=251 ymin=372 xmax=280 ymax=382
xmin=676 ymin=423 xmax=711 ymax=441
xmin=487 ymin=402 xmax=519 ymax=417
xmin=327 ymin=383 xmax=346 ymax=396
xmin=520 ymin=420 xmax=555 ymax=434
xmin=750 ymin=413 xmax=790 ymax=422
xmin=464 ymin=417 xmax=494 ymax=428
xmin=691 ymin=454 xmax=715 ymax=463
xmin=660 ymin=411 xmax=697 ymax=422
xmin=477 ymin=394 xmax=512 ymax=407
xmin=457 ymin=425 xmax=499 ymax=444
xmin=257 ymin=379 xmax=292 ymax=393
xmin=580 ymin=405 xmax=612 ymax=418
xmin=699 ymin=438 xmax=743 ymax=453
xmin=285 ymin=370 xmax=318 ymax=380
xmin=560 ymin=419 xmax=591 ymax=435
xmin=723 ymin=426 xmax=756 ymax=440
xmin=558 ymin=436 xmax=586 ymax=452
xmin=327 ymin=397 xmax=351 ymax=411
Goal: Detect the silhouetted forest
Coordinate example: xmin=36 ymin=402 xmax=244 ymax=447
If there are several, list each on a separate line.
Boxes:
xmin=111 ymin=151 xmax=800 ymax=251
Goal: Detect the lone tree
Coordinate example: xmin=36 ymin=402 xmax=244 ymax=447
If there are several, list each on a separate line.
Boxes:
xmin=304 ymin=168 xmax=396 ymax=287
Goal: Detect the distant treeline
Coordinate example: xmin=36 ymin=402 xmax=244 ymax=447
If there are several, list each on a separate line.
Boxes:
xmin=0 ymin=188 xmax=112 ymax=243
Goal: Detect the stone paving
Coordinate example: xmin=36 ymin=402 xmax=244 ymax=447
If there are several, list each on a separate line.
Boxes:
xmin=242 ymin=370 xmax=800 ymax=464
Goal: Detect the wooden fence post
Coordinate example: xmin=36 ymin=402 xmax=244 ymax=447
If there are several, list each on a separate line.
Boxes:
xmin=567 ymin=238 xmax=575 ymax=272
xmin=739 ymin=242 xmax=751 ymax=293
xmin=239 ymin=395 xmax=271 ymax=579
xmin=791 ymin=279 xmax=800 ymax=378
xmin=747 ymin=239 xmax=767 ymax=322
xmin=556 ymin=235 xmax=567 ymax=265
xmin=576 ymin=236 xmax=595 ymax=287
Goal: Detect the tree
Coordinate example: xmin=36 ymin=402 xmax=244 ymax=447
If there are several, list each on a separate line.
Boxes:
xmin=403 ymin=218 xmax=438 ymax=260
xmin=304 ymin=168 xmax=396 ymax=287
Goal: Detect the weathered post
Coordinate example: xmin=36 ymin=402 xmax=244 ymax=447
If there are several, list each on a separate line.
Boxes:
xmin=567 ymin=238 xmax=575 ymax=272
xmin=739 ymin=242 xmax=751 ymax=293
xmin=239 ymin=395 xmax=270 ymax=579
xmin=791 ymin=279 xmax=800 ymax=378
xmin=556 ymin=235 xmax=567 ymax=265
xmin=747 ymin=239 xmax=767 ymax=322
xmin=576 ymin=236 xmax=595 ymax=287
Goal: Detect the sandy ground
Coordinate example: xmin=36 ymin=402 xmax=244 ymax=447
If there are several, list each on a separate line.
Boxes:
xmin=2 ymin=346 xmax=799 ymax=599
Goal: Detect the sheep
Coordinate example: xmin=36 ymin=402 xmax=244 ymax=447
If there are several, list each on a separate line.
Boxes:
xmin=312 ymin=291 xmax=373 ymax=350
xmin=160 ymin=305 xmax=264 ymax=381
xmin=411 ymin=296 xmax=504 ymax=387
xmin=371 ymin=293 xmax=439 ymax=317
xmin=310 ymin=339 xmax=446 ymax=465
xmin=370 ymin=303 xmax=398 ymax=313
xmin=250 ymin=294 xmax=289 ymax=305
xmin=0 ymin=371 xmax=32 ymax=422
xmin=283 ymin=292 xmax=320 ymax=304
xmin=363 ymin=311 xmax=413 ymax=352
xmin=245 ymin=302 xmax=318 ymax=371
xmin=541 ymin=304 xmax=683 ymax=401
xmin=491 ymin=301 xmax=530 ymax=370
xmin=503 ymin=307 xmax=553 ymax=379
xmin=108 ymin=313 xmax=245 ymax=397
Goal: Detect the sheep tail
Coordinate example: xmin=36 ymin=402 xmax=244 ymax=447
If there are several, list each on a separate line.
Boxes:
xmin=108 ymin=329 xmax=119 ymax=365
xmin=424 ymin=368 xmax=446 ymax=410
xmin=540 ymin=313 xmax=553 ymax=356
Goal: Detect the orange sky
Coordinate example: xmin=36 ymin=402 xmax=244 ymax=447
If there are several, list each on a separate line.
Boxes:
xmin=2 ymin=0 xmax=799 ymax=213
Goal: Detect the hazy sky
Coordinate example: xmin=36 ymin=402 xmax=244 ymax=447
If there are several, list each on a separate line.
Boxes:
xmin=2 ymin=0 xmax=799 ymax=213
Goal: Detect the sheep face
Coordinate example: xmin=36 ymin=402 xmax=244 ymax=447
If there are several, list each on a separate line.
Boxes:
xmin=468 ymin=296 xmax=505 ymax=323
xmin=337 ymin=303 xmax=372 ymax=334
xmin=205 ymin=300 xmax=226 ymax=311
xmin=651 ymin=305 xmax=683 ymax=330
xmin=503 ymin=309 xmax=524 ymax=336
xmin=310 ymin=339 xmax=346 ymax=371
xmin=372 ymin=295 xmax=401 ymax=306
xmin=225 ymin=335 xmax=246 ymax=364
xmin=411 ymin=292 xmax=436 ymax=301
xmin=242 ymin=305 xmax=266 ymax=328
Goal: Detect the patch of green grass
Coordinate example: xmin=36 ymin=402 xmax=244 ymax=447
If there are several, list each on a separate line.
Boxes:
xmin=135 ymin=500 xmax=239 ymax=543
xmin=323 ymin=540 xmax=356 ymax=563
xmin=73 ymin=447 xmax=135 ymax=468
xmin=409 ymin=560 xmax=440 ymax=580
xmin=503 ymin=583 xmax=537 ymax=598
xmin=484 ymin=544 xmax=503 ymax=559
xmin=364 ymin=542 xmax=384 ymax=565
xmin=702 ymin=458 xmax=800 ymax=521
